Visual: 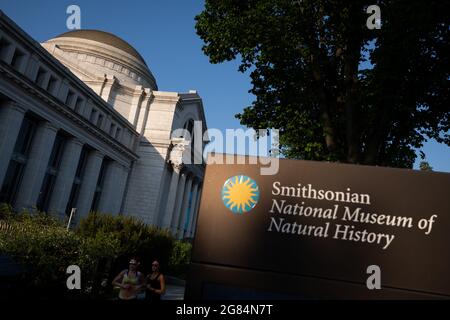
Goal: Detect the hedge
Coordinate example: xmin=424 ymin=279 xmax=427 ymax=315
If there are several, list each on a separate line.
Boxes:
xmin=0 ymin=206 xmax=192 ymax=299
xmin=76 ymin=212 xmax=175 ymax=276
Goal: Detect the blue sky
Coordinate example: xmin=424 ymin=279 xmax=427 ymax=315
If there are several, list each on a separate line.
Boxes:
xmin=1 ymin=0 xmax=448 ymax=172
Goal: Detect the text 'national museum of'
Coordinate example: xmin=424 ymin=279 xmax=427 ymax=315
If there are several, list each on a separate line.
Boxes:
xmin=0 ymin=11 xmax=207 ymax=239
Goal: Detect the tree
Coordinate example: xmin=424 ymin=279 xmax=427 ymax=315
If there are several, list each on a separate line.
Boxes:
xmin=419 ymin=161 xmax=433 ymax=171
xmin=195 ymin=0 xmax=449 ymax=168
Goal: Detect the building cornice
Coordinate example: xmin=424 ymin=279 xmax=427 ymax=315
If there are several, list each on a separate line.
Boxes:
xmin=0 ymin=11 xmax=139 ymax=136
xmin=178 ymin=93 xmax=208 ymax=132
xmin=152 ymin=91 xmax=180 ymax=105
xmin=45 ymin=38 xmax=157 ymax=89
xmin=0 ymin=61 xmax=139 ymax=161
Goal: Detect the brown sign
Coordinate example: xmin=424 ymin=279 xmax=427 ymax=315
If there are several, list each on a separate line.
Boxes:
xmin=186 ymin=154 xmax=450 ymax=299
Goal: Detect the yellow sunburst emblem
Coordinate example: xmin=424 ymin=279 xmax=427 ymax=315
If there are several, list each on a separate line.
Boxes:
xmin=221 ymin=175 xmax=260 ymax=214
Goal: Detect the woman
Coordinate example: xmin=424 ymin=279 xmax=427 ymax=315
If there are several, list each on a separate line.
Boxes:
xmin=145 ymin=260 xmax=166 ymax=301
xmin=112 ymin=257 xmax=144 ymax=300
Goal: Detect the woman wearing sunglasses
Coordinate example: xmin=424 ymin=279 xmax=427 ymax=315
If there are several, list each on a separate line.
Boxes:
xmin=112 ymin=257 xmax=145 ymax=300
xmin=145 ymin=260 xmax=166 ymax=301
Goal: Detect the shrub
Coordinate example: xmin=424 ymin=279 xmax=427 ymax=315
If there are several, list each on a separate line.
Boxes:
xmin=168 ymin=240 xmax=192 ymax=279
xmin=0 ymin=212 xmax=65 ymax=295
xmin=0 ymin=209 xmax=191 ymax=298
xmin=0 ymin=210 xmax=120 ymax=298
xmin=0 ymin=203 xmax=13 ymax=220
xmin=76 ymin=212 xmax=174 ymax=275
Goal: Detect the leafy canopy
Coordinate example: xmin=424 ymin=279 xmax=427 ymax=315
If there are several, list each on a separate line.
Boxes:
xmin=195 ymin=0 xmax=449 ymax=167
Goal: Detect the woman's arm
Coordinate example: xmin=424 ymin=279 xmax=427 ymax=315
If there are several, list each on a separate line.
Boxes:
xmin=150 ymin=274 xmax=166 ymax=295
xmin=159 ymin=275 xmax=166 ymax=295
xmin=112 ymin=270 xmax=126 ymax=288
xmin=136 ymin=272 xmax=146 ymax=291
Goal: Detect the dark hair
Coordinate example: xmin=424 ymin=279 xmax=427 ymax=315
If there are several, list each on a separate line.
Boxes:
xmin=151 ymin=259 xmax=162 ymax=272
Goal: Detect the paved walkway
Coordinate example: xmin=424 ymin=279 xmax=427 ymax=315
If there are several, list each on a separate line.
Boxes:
xmin=162 ymin=284 xmax=185 ymax=300
xmin=135 ymin=283 xmax=185 ymax=300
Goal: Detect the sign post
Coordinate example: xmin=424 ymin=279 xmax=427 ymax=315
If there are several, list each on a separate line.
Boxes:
xmin=66 ymin=208 xmax=76 ymax=231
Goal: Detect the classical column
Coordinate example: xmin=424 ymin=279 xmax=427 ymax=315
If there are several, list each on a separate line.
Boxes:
xmin=135 ymin=89 xmax=152 ymax=135
xmin=116 ymin=165 xmax=130 ymax=215
xmin=177 ymin=175 xmax=193 ymax=239
xmin=161 ymin=165 xmax=182 ymax=230
xmin=128 ymin=85 xmax=144 ymax=127
xmin=161 ymin=138 xmax=189 ymax=230
xmin=0 ymin=102 xmax=26 ymax=187
xmin=14 ymin=121 xmax=58 ymax=211
xmin=97 ymin=162 xmax=129 ymax=215
xmin=170 ymin=171 xmax=187 ymax=235
xmin=47 ymin=137 xmax=84 ymax=219
xmin=73 ymin=150 xmax=104 ymax=221
xmin=188 ymin=185 xmax=202 ymax=238
xmin=99 ymin=75 xmax=117 ymax=103
xmin=152 ymin=165 xmax=170 ymax=226
xmin=184 ymin=181 xmax=199 ymax=238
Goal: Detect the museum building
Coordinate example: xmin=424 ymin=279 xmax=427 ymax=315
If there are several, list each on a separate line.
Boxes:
xmin=0 ymin=11 xmax=207 ymax=239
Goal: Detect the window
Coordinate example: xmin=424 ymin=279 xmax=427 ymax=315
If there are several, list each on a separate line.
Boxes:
xmin=89 ymin=108 xmax=97 ymax=123
xmin=74 ymin=97 xmax=83 ymax=114
xmin=0 ymin=161 xmax=25 ymax=204
xmin=90 ymin=159 xmax=109 ymax=212
xmin=109 ymin=123 xmax=116 ymax=136
xmin=11 ymin=49 xmax=25 ymax=71
xmin=0 ymin=116 xmax=37 ymax=204
xmin=65 ymin=147 xmax=88 ymax=215
xmin=0 ymin=38 xmax=12 ymax=62
xmin=65 ymin=90 xmax=76 ymax=107
xmin=97 ymin=114 xmax=104 ymax=128
xmin=47 ymin=76 xmax=58 ymax=95
xmin=36 ymin=67 xmax=48 ymax=88
xmin=184 ymin=191 xmax=194 ymax=231
xmin=36 ymin=133 xmax=66 ymax=212
xmin=115 ymin=127 xmax=121 ymax=140
xmin=183 ymin=119 xmax=195 ymax=162
xmin=183 ymin=120 xmax=194 ymax=134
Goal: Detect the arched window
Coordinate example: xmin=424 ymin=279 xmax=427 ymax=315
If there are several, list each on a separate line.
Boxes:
xmin=183 ymin=119 xmax=194 ymax=138
xmin=183 ymin=119 xmax=195 ymax=163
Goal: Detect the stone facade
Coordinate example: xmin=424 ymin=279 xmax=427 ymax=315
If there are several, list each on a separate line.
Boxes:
xmin=0 ymin=11 xmax=206 ymax=238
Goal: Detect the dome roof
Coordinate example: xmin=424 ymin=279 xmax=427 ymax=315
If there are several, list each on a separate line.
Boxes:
xmin=45 ymin=29 xmax=157 ymax=89
xmin=55 ymin=30 xmax=148 ymax=67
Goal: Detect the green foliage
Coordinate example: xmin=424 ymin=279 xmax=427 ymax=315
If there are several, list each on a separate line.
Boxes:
xmin=196 ymin=0 xmax=450 ymax=168
xmin=168 ymin=240 xmax=192 ymax=278
xmin=0 ymin=209 xmax=191 ymax=298
xmin=0 ymin=210 xmax=120 ymax=298
xmin=419 ymin=161 xmax=433 ymax=171
xmin=0 ymin=212 xmax=80 ymax=280
xmin=76 ymin=212 xmax=174 ymax=275
xmin=0 ymin=203 xmax=13 ymax=220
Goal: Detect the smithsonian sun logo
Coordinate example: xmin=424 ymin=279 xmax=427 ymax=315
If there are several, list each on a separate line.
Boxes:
xmin=221 ymin=175 xmax=260 ymax=214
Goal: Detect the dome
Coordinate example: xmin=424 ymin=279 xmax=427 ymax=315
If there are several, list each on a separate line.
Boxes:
xmin=55 ymin=30 xmax=148 ymax=66
xmin=44 ymin=29 xmax=157 ymax=89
